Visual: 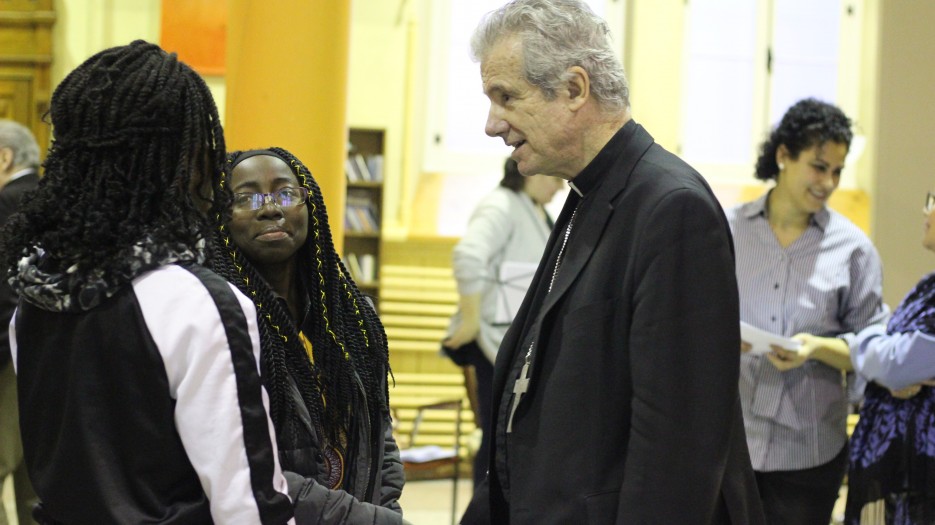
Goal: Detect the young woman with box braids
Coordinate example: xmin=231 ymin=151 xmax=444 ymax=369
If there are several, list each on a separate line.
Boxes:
xmin=210 ymin=147 xmax=406 ymax=524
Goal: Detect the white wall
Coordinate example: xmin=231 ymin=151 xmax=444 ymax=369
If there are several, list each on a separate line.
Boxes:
xmin=51 ymin=0 xmax=225 ymax=122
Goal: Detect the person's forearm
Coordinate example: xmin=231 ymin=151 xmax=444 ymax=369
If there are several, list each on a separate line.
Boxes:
xmin=810 ymin=336 xmax=853 ymax=371
xmin=459 ymin=293 xmax=481 ymax=322
xmin=446 ymin=293 xmax=482 ymax=348
xmin=854 ymin=329 xmax=935 ymax=390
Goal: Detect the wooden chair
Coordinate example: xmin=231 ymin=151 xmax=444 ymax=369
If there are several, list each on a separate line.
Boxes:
xmin=397 ymin=398 xmax=464 ymax=525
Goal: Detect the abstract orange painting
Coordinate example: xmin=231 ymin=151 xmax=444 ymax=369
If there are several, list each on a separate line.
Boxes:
xmin=160 ymin=0 xmax=227 ymax=76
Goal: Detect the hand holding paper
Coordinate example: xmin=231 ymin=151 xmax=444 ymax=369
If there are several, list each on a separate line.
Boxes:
xmin=740 ymin=322 xmax=801 ymax=356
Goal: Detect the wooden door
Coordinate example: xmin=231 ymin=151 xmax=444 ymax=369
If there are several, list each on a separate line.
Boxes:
xmin=0 ymin=1 xmax=55 ymax=160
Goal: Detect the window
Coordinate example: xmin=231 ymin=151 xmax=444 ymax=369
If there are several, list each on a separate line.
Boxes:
xmin=424 ymin=0 xmax=624 ymax=235
xmin=424 ymin=0 xmax=622 ymax=175
xmin=681 ymin=0 xmax=862 ymax=185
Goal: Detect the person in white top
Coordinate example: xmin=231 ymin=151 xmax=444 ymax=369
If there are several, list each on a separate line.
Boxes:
xmin=444 ymin=158 xmax=563 ymax=488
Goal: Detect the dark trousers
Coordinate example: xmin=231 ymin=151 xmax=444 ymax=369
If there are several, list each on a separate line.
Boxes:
xmin=755 ymin=444 xmax=848 ymax=525
xmin=457 ymin=341 xmax=494 ymax=488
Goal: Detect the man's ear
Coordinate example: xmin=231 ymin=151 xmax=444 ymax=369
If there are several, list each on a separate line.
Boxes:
xmin=0 ymin=147 xmax=13 ymax=174
xmin=565 ymin=66 xmax=590 ymax=111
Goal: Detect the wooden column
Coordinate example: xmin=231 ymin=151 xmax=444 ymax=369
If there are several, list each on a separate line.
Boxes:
xmin=226 ymin=0 xmax=350 ymax=248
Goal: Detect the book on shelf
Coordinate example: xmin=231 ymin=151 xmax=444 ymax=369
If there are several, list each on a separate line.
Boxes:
xmin=361 ymin=205 xmax=379 ymax=231
xmin=345 ymin=205 xmax=378 ymax=233
xmin=366 ymin=154 xmax=383 ymax=182
xmin=345 ymin=205 xmax=364 ymax=232
xmin=359 ymin=253 xmax=375 ymax=283
xmin=345 ymin=253 xmax=363 ymax=282
xmin=352 ymin=153 xmax=372 ymax=182
xmin=346 ymin=153 xmax=383 ymax=183
xmin=345 ymin=195 xmax=379 ymax=233
xmin=351 ymin=205 xmax=378 ymax=232
xmin=345 ymin=157 xmax=362 ymax=183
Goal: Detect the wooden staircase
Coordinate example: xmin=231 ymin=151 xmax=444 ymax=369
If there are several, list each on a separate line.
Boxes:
xmin=380 ymin=265 xmax=477 ymax=459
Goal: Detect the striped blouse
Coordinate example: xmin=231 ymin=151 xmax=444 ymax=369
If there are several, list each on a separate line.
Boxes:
xmin=726 ymin=193 xmax=888 ymax=471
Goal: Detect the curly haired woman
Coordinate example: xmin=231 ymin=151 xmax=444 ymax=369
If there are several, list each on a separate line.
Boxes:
xmin=727 ymin=98 xmax=889 ymax=524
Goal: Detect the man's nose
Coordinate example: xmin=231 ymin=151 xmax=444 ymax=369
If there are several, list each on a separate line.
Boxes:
xmin=485 ymin=106 xmax=508 ymax=137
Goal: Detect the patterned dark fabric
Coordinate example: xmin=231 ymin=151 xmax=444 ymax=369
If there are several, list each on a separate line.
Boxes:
xmin=10 ymin=234 xmax=204 ymax=313
xmin=846 ymin=273 xmax=935 ymax=524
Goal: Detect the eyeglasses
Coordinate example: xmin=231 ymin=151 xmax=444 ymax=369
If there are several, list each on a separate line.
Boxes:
xmin=925 ymin=192 xmax=935 ymax=215
xmin=232 ymin=187 xmax=309 ymax=212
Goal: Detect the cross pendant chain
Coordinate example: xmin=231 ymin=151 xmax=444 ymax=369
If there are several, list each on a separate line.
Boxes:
xmin=506 ymin=204 xmax=578 ymax=433
xmin=548 ymin=206 xmax=578 ymax=293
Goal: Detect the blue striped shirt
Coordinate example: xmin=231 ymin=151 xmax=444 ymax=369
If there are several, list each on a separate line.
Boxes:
xmin=727 ymin=192 xmax=888 ymax=471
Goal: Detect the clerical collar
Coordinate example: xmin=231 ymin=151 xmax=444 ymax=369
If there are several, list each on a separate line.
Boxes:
xmin=8 ymin=168 xmax=35 ymax=183
xmin=567 ymin=119 xmax=637 ymax=195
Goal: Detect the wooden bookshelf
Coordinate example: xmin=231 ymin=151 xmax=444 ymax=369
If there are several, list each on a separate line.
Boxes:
xmin=344 ymin=128 xmax=385 ymax=308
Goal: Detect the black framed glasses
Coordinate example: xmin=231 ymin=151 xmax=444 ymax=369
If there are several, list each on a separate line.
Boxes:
xmin=232 ymin=187 xmax=309 ymax=212
xmin=926 ymin=192 xmax=935 ymax=215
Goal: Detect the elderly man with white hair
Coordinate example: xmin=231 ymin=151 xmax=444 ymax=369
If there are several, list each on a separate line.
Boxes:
xmin=0 ymin=118 xmax=40 ymax=525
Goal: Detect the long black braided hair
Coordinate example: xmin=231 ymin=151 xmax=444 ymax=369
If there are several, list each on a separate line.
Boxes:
xmin=0 ymin=40 xmax=227 ymax=280
xmin=210 ymin=147 xmax=391 ymax=471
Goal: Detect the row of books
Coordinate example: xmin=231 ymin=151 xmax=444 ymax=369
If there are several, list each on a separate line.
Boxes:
xmin=345 ymin=153 xmax=383 ymax=183
xmin=345 ymin=252 xmax=376 ymax=283
xmin=345 ymin=197 xmax=379 ymax=233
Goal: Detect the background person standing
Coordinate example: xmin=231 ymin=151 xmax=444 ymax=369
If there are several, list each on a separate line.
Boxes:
xmin=729 ymin=98 xmax=888 ymax=525
xmin=837 ymin=190 xmax=935 ymax=523
xmin=443 ymin=158 xmax=562 ymax=488
xmin=0 ymin=119 xmax=40 ymax=525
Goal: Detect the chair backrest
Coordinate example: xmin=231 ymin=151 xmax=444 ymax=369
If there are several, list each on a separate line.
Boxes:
xmin=407 ymin=398 xmax=463 ymax=456
xmin=398 ymin=398 xmax=465 ymax=525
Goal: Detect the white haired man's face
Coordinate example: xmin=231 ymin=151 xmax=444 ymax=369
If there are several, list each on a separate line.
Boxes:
xmin=481 ymin=36 xmax=579 ymax=180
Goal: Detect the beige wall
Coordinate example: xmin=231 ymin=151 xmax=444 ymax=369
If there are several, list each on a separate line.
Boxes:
xmin=871 ymin=2 xmax=935 ymax=306
xmin=347 ymin=0 xmax=417 ymax=239
xmin=624 ymin=0 xmax=684 ymax=153
xmin=50 ymin=0 xmax=226 ymax=122
xmin=51 ymin=0 xmax=160 ymax=85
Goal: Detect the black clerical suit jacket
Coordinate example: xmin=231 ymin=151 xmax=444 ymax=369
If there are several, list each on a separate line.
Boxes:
xmin=463 ymin=122 xmax=765 ymax=525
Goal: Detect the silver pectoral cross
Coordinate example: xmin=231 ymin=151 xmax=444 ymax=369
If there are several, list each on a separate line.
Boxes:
xmin=506 ymin=361 xmax=530 ymax=433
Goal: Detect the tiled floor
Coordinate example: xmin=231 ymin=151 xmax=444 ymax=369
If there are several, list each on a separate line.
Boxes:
xmin=400 ymin=479 xmax=474 ymax=525
xmin=2 ymin=475 xmax=846 ymax=524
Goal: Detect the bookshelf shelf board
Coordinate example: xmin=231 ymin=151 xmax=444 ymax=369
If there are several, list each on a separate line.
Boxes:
xmin=345 ymin=231 xmax=381 ymax=239
xmin=347 ymin=181 xmax=383 ymax=190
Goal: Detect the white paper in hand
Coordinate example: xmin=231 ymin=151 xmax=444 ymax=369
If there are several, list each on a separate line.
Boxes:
xmin=493 ymin=261 xmax=539 ymax=325
xmin=740 ymin=321 xmax=801 ymax=355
